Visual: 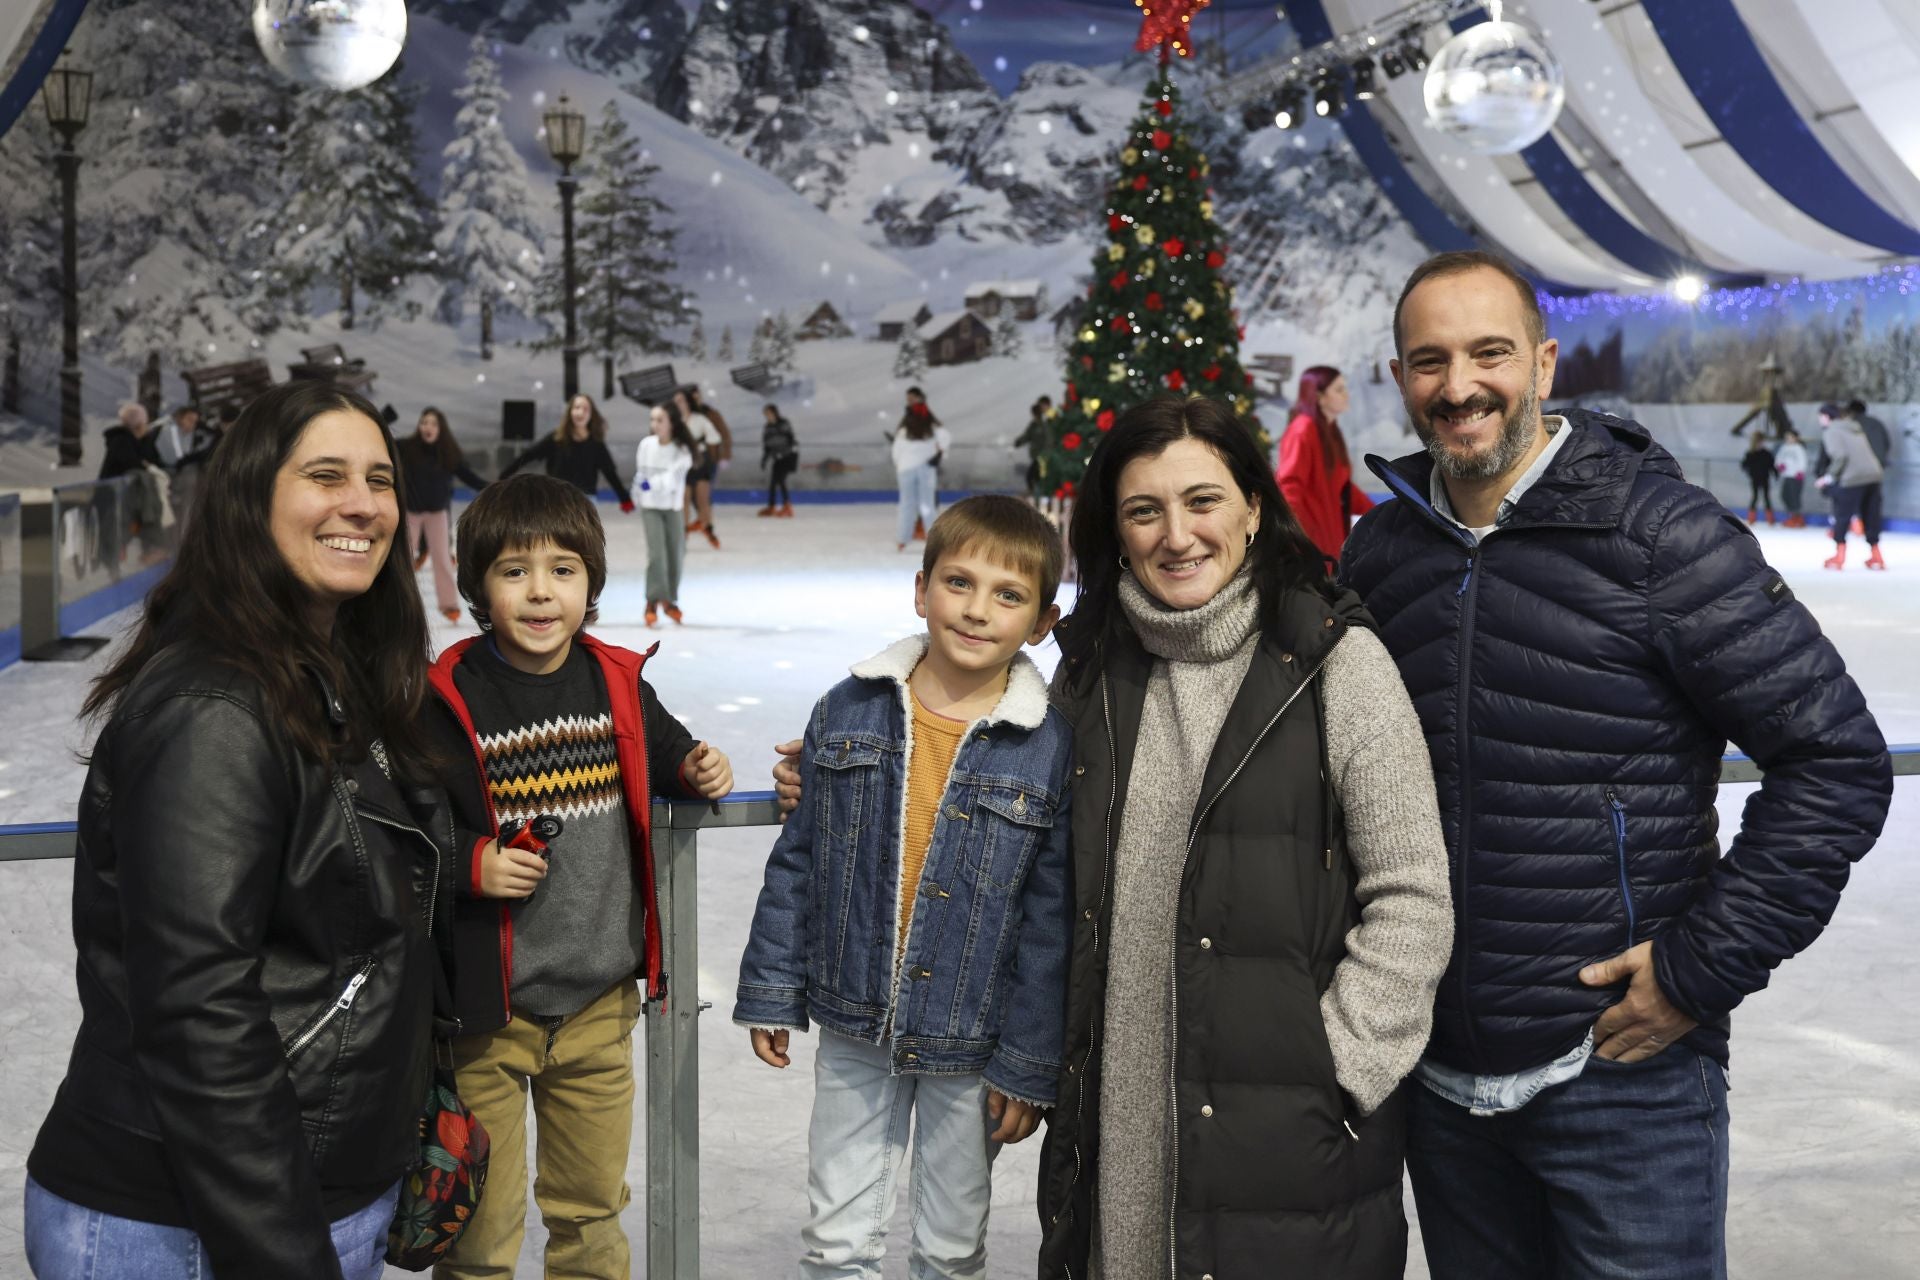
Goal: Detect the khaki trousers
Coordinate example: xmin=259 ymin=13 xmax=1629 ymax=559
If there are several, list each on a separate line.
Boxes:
xmin=435 ymin=978 xmax=642 ymax=1280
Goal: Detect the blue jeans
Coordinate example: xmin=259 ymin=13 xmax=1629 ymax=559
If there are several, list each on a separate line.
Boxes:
xmin=1407 ymin=1048 xmax=1730 ymax=1280
xmin=896 ymin=464 xmax=938 ymax=545
xmin=23 ymin=1176 xmax=398 ymax=1280
xmin=800 ymin=1031 xmax=1003 ymax=1280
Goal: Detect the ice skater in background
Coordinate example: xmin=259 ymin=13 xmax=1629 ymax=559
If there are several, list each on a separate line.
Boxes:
xmin=1740 ymin=431 xmax=1776 ymax=525
xmin=1817 ymin=401 xmax=1887 ymax=570
xmin=424 ymin=474 xmax=732 ymax=1280
xmin=1275 ymin=364 xmax=1375 ymax=566
xmin=635 ymin=399 xmax=698 ymax=627
xmin=398 ymin=406 xmax=489 ymax=623
xmin=1774 ymin=429 xmax=1809 ymax=527
xmin=891 ymin=386 xmax=949 ymax=551
xmin=736 ymin=495 xmax=1073 ymax=1280
xmin=676 ymin=386 xmax=725 ymax=549
xmin=759 ymin=402 xmax=800 ymax=518
xmin=500 ymin=393 xmax=635 ymax=512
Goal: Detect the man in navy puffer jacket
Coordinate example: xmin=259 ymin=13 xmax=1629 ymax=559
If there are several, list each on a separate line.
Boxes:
xmin=1338 ymin=252 xmax=1891 ymax=1280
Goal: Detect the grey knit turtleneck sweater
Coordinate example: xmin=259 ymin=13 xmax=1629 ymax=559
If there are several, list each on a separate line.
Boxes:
xmin=1091 ymin=571 xmax=1452 ymax=1280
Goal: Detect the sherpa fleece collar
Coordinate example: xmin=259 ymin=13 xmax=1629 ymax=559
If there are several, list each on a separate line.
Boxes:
xmin=848 ymin=634 xmax=1052 ymax=730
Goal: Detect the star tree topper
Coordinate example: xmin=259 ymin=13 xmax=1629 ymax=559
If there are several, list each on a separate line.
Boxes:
xmin=1135 ymin=0 xmax=1213 ymax=64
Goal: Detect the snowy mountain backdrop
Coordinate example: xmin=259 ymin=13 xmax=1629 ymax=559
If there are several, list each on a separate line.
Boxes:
xmin=0 ymin=0 xmax=1431 ymax=468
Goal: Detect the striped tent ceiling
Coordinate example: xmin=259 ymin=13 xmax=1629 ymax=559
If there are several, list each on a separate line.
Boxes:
xmin=1277 ymin=0 xmax=1920 ymax=290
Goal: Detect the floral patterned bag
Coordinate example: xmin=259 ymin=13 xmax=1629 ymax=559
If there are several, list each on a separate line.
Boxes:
xmin=385 ymin=1042 xmax=490 ymax=1269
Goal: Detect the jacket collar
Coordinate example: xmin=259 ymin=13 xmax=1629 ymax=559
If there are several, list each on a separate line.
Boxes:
xmin=1366 ymin=407 xmax=1686 ymax=534
xmin=849 ymin=634 xmax=1052 ymax=731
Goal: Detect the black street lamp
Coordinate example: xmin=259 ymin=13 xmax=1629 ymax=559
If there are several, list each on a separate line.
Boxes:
xmin=542 ymin=94 xmax=586 ymax=401
xmin=42 ymin=54 xmax=92 ymax=467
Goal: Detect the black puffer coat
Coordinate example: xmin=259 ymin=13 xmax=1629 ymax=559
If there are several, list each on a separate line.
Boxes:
xmin=1339 ymin=410 xmax=1891 ymax=1074
xmin=29 ymin=647 xmax=453 ymax=1278
xmin=1038 ymin=585 xmax=1410 ymax=1280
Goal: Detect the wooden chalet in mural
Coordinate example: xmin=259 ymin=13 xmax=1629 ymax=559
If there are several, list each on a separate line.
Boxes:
xmin=796 ymin=301 xmax=853 ymax=341
xmin=918 ymin=311 xmax=993 ymax=366
xmin=964 ymin=279 xmax=1044 ymax=321
xmin=874 ymin=299 xmax=934 ymax=342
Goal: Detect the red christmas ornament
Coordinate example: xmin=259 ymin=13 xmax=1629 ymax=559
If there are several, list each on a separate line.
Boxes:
xmin=1156 ymin=100 xmax=1173 ymax=117
xmin=1132 ymin=173 xmax=1149 ymax=191
xmin=1082 ymin=355 xmax=1095 ymax=369
xmin=1237 ymin=325 xmax=1247 ymax=341
xmin=1166 ymin=368 xmax=1186 ymax=391
xmin=1202 ymin=364 xmax=1222 ymax=382
xmin=1066 ymin=384 xmax=1080 ymax=404
xmin=1151 ymin=128 xmax=1172 ymax=151
xmin=1097 ymin=409 xmax=1116 ymax=432
xmin=1113 ymin=316 xmax=1132 ymax=335
xmin=1162 ymin=237 xmax=1185 ymax=258
xmin=1110 ymin=271 xmax=1131 ymax=291
xmin=1062 ymin=432 xmax=1084 ymax=451
xmin=1206 ymin=249 xmax=1225 ymax=268
xmin=1109 ymin=213 xmax=1126 ymax=233
xmin=1187 ymin=167 xmax=1199 ymax=179
xmin=1145 ymin=291 xmax=1164 ymax=311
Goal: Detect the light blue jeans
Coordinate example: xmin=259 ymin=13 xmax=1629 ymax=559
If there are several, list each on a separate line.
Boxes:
xmin=800 ymin=1031 xmax=1002 ymax=1280
xmin=896 ymin=464 xmax=939 ymax=546
xmin=23 ymin=1175 xmax=398 ymax=1280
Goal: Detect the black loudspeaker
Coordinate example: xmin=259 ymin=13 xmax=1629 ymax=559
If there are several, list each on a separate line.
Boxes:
xmin=502 ymin=399 xmax=536 ymax=440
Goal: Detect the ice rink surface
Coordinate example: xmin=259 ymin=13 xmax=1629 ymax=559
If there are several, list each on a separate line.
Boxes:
xmin=0 ymin=504 xmax=1915 ymax=1278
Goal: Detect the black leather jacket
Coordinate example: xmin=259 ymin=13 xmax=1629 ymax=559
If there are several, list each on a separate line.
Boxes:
xmin=30 ymin=646 xmax=453 ymax=1278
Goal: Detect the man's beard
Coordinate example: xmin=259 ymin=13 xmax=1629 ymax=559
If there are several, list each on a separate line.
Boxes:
xmin=1410 ymin=370 xmax=1539 ymax=482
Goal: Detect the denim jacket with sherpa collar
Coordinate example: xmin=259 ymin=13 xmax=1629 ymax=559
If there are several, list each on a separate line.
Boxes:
xmin=734 ymin=635 xmax=1075 ymax=1106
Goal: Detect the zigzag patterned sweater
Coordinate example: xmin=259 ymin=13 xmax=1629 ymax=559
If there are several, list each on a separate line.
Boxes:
xmin=454 ymin=641 xmax=640 ymax=1019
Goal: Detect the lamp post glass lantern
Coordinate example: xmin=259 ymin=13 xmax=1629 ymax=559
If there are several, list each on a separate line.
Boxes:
xmin=42 ymin=57 xmax=93 ymax=468
xmin=543 ymin=95 xmax=587 ymax=399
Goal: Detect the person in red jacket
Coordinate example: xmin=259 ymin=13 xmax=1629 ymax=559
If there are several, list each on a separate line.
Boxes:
xmin=1276 ymin=365 xmax=1374 ymax=565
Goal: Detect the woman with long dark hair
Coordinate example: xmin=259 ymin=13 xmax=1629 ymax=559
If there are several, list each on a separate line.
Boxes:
xmin=891 ymin=386 xmax=949 ymax=551
xmin=1275 ymin=365 xmax=1374 ymax=564
xmin=1036 ymin=395 xmax=1449 ymax=1279
xmin=501 ymin=393 xmax=634 ymax=511
xmin=399 ymin=406 xmax=488 ymax=623
xmin=635 ymin=398 xmax=698 ymax=627
xmin=24 ymin=382 xmax=454 ymax=1280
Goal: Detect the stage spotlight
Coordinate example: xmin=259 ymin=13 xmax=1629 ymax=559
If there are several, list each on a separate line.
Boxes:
xmin=1241 ymin=100 xmax=1275 ymax=132
xmin=1352 ymin=56 xmax=1379 ymax=100
xmin=1382 ymin=49 xmax=1406 ymax=78
xmin=1274 ymin=86 xmax=1305 ymax=130
xmin=1403 ymin=39 xmax=1428 ymax=72
xmin=1313 ymin=76 xmax=1344 ymax=119
xmin=1672 ymin=274 xmax=1705 ymax=303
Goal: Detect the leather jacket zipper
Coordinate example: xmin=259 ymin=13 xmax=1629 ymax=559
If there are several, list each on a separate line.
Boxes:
xmin=1061 ymin=671 xmax=1121 ymax=1280
xmin=283 ymin=959 xmax=377 ymax=1060
xmin=1166 ymin=652 xmax=1332 ymax=1279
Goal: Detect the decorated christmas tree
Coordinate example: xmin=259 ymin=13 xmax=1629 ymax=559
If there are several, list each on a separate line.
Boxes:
xmin=1040 ymin=1 xmax=1255 ymax=498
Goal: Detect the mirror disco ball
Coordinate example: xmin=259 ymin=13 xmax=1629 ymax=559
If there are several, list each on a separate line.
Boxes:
xmin=1421 ymin=20 xmax=1565 ymax=154
xmin=252 ymin=0 xmax=408 ymax=91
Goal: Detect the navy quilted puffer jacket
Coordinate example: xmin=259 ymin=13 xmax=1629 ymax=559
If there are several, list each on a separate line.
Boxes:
xmin=1338 ymin=410 xmax=1890 ymax=1075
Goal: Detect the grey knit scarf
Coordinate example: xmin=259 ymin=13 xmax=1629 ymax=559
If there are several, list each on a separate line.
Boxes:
xmin=1093 ymin=569 xmax=1261 ymax=1280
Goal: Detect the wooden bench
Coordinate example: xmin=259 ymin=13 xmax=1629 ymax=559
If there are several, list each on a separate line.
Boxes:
xmin=180 ymin=358 xmax=276 ymax=419
xmin=288 ymin=342 xmax=377 ymax=395
xmin=729 ymin=361 xmax=779 ymax=394
xmin=618 ymin=363 xmax=679 ymax=406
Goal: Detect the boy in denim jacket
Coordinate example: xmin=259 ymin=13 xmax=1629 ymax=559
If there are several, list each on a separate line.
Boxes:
xmin=736 ymin=495 xmax=1074 ymax=1278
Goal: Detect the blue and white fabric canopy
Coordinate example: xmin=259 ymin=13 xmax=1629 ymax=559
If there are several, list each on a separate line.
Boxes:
xmin=0 ymin=0 xmax=92 ymax=143
xmin=1283 ymin=0 xmax=1920 ymax=288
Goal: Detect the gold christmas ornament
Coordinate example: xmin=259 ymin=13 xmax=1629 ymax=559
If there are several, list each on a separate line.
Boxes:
xmin=1080 ymin=328 xmax=1097 ymax=343
xmin=1107 ymin=243 xmax=1126 ymax=263
xmin=1084 ymin=397 xmax=1101 ymax=413
xmin=1135 ymin=224 xmax=1157 ymax=245
xmin=1122 ymin=147 xmax=1139 ymax=165
xmin=1161 ymin=186 xmax=1174 ymax=201
xmin=1109 ymin=362 xmax=1127 ymax=382
xmin=1235 ymin=395 xmax=1252 ymax=414
xmin=1200 ymin=199 xmax=1214 ymax=219
xmin=1184 ymin=299 xmax=1205 ymax=319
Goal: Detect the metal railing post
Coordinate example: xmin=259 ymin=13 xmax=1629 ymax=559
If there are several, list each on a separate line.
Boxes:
xmin=646 ymin=801 xmax=704 ymax=1280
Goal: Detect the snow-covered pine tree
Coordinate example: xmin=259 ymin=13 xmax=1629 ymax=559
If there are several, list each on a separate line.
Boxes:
xmin=769 ymin=311 xmax=797 ymax=373
xmin=991 ymin=309 xmax=1023 ymax=359
xmin=0 ymin=112 xmax=58 ymax=411
xmin=2 ymin=0 xmax=292 ymax=370
xmin=274 ymin=65 xmax=436 ymax=330
xmin=893 ymin=328 xmax=927 ymax=379
xmin=717 ymin=324 xmax=734 ymax=361
xmin=533 ymin=102 xmax=698 ymax=391
xmin=750 ymin=317 xmax=772 ymax=365
xmin=435 ymin=34 xmax=547 ymax=360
